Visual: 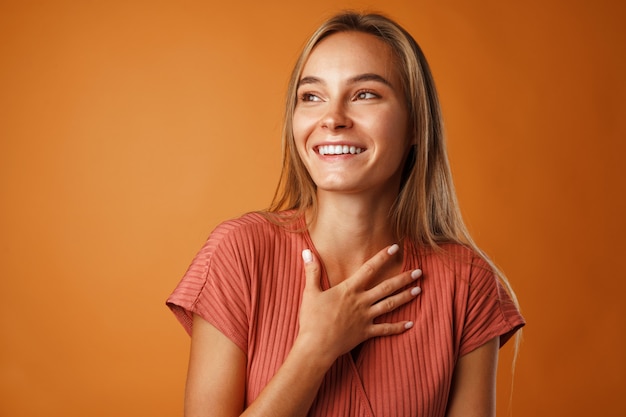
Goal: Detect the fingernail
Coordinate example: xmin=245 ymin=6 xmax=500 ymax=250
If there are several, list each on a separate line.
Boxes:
xmin=404 ymin=321 xmax=414 ymax=329
xmin=411 ymin=286 xmax=421 ymax=296
xmin=411 ymin=269 xmax=422 ymax=279
xmin=302 ymin=249 xmax=313 ymax=264
xmin=387 ymin=244 xmax=400 ymax=255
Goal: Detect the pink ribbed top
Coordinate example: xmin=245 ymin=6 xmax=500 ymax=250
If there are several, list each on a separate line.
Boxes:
xmin=167 ymin=212 xmax=524 ymax=416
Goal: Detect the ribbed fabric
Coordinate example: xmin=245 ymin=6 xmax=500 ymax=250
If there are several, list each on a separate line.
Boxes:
xmin=166 ymin=212 xmax=525 ymax=416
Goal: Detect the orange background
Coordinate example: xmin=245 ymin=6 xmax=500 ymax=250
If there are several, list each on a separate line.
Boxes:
xmin=1 ymin=1 xmax=624 ymax=416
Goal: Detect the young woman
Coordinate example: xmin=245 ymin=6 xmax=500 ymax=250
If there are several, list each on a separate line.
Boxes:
xmin=167 ymin=11 xmax=524 ymax=417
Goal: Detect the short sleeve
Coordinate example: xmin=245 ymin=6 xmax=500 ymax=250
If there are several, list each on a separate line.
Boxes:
xmin=166 ymin=221 xmax=251 ymax=353
xmin=458 ymin=256 xmax=525 ymax=356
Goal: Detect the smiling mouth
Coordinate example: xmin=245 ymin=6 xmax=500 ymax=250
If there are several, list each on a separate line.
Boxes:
xmin=317 ymin=145 xmax=364 ymax=155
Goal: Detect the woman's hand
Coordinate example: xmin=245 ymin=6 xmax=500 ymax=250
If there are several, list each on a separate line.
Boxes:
xmin=185 ymin=244 xmax=423 ymax=417
xmin=297 ymin=244 xmax=422 ymax=367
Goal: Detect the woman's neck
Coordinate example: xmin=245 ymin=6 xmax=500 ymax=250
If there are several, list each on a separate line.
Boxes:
xmin=306 ymin=191 xmax=402 ymax=286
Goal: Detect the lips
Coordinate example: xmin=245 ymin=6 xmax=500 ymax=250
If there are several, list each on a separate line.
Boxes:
xmin=317 ymin=144 xmax=364 ymax=155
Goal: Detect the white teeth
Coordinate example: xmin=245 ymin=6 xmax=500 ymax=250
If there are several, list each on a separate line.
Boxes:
xmin=318 ymin=145 xmax=364 ymax=155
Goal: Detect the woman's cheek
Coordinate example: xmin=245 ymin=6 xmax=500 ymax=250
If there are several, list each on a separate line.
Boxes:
xmin=293 ymin=114 xmax=315 ymax=147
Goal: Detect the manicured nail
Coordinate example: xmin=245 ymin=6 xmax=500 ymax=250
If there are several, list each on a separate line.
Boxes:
xmin=404 ymin=321 xmax=414 ymax=329
xmin=411 ymin=269 xmax=422 ymax=279
xmin=302 ymin=249 xmax=313 ymax=264
xmin=411 ymin=286 xmax=421 ymax=296
xmin=387 ymin=244 xmax=400 ymax=255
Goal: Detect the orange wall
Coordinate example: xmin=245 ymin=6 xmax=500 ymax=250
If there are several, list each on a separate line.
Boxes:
xmin=1 ymin=1 xmax=624 ymax=416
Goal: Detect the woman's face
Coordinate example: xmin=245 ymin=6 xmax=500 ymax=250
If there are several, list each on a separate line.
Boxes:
xmin=293 ymin=31 xmax=410 ymax=198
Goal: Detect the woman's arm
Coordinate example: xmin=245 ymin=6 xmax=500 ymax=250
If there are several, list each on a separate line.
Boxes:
xmin=185 ymin=315 xmax=246 ymax=417
xmin=185 ymin=314 xmax=331 ymax=417
xmin=184 ymin=244 xmax=422 ymax=417
xmin=445 ymin=336 xmax=500 ymax=417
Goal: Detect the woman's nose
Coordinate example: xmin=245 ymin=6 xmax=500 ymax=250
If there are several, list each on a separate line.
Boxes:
xmin=320 ymin=101 xmax=352 ymax=130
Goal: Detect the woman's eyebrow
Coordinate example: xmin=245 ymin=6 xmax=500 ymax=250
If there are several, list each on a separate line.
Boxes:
xmin=297 ymin=73 xmax=392 ymax=88
xmin=297 ymin=76 xmax=323 ymax=88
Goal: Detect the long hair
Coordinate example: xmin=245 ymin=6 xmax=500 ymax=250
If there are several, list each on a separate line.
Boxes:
xmin=271 ymin=12 xmax=472 ymax=245
xmin=269 ymin=12 xmax=521 ymax=345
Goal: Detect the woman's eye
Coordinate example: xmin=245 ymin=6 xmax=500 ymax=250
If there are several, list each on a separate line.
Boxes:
xmin=300 ymin=93 xmax=322 ymax=102
xmin=356 ymin=91 xmax=378 ymax=100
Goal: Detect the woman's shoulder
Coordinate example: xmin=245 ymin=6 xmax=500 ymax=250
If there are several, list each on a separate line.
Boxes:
xmin=438 ymin=242 xmax=490 ymax=266
xmin=215 ymin=210 xmax=299 ymax=232
xmin=185 ymin=211 xmax=295 ymax=265
xmin=409 ymin=241 xmax=494 ymax=278
xmin=214 ymin=211 xmax=270 ymax=230
xmin=410 ymin=241 xmax=479 ymax=261
xmin=208 ymin=210 xmax=303 ymax=247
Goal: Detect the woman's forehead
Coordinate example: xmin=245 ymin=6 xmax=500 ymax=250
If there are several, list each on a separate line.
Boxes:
xmin=300 ymin=31 xmax=401 ymax=87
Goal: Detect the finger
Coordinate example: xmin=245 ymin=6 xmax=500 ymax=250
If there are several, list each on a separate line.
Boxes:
xmin=302 ymin=249 xmax=321 ymax=293
xmin=369 ymin=284 xmax=421 ymax=318
xmin=365 ymin=268 xmax=422 ymax=305
xmin=367 ymin=320 xmax=415 ymax=338
xmin=352 ymin=244 xmax=401 ymax=288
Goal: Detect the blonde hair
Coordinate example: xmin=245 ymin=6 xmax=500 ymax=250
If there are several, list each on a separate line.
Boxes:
xmin=269 ymin=12 xmax=521 ymax=340
xmin=273 ymin=12 xmax=474 ymax=242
